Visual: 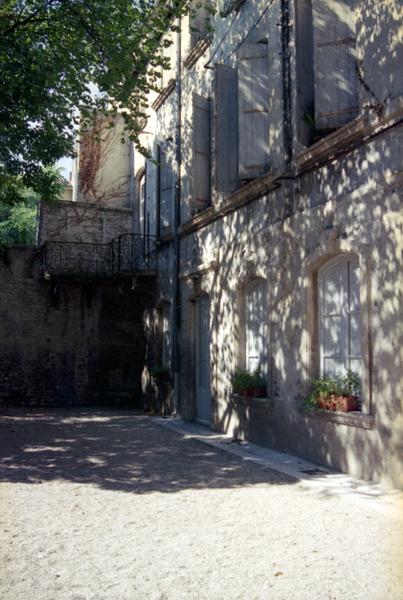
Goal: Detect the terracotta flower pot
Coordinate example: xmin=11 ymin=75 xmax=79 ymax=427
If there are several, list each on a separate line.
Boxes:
xmin=317 ymin=394 xmax=358 ymax=412
xmin=335 ymin=395 xmax=358 ymax=412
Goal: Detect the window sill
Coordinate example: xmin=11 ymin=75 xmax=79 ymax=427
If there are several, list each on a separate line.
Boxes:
xmin=152 ymin=79 xmax=176 ymax=112
xmin=232 ymin=393 xmax=274 ymax=412
xmin=184 ymin=36 xmax=212 ymax=70
xmin=306 ymin=409 xmax=374 ymax=430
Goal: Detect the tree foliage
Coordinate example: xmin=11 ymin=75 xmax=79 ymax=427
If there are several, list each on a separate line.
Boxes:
xmin=0 ymin=0 xmax=191 ymax=201
xmin=0 ymin=167 xmax=64 ymax=247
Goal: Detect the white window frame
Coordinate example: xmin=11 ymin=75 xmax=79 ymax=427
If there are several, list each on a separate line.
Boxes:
xmin=318 ymin=254 xmax=362 ymax=379
xmin=243 ymin=279 xmax=267 ymax=375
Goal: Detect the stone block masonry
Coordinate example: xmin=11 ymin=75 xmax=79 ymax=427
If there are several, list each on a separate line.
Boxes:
xmin=0 ymin=247 xmax=156 ymax=407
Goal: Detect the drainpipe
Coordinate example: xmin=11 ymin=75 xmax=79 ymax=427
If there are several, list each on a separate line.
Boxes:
xmin=172 ymin=18 xmax=182 ymax=416
xmin=281 ymin=0 xmax=293 ymax=167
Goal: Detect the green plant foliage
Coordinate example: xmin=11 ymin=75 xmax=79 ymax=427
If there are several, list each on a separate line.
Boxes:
xmin=0 ymin=167 xmax=63 ymax=246
xmin=0 ymin=1 xmax=211 ymax=202
xmin=151 ymin=365 xmax=170 ymax=377
xmin=304 ymin=370 xmax=361 ymax=411
xmin=233 ymin=369 xmax=266 ymax=392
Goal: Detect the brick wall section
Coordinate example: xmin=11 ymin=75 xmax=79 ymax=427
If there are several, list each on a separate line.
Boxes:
xmin=0 ymin=247 xmax=156 ymax=406
xmin=38 ymin=201 xmax=133 ymax=245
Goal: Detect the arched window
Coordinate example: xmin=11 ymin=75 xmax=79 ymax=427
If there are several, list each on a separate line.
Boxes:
xmin=318 ymin=255 xmax=362 ymax=378
xmin=244 ymin=279 xmax=267 ymax=373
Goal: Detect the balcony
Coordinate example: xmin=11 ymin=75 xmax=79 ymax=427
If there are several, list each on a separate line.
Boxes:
xmin=41 ymin=234 xmax=157 ymax=280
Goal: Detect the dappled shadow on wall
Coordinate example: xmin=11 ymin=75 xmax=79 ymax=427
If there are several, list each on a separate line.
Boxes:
xmin=0 ymin=409 xmax=294 ymax=495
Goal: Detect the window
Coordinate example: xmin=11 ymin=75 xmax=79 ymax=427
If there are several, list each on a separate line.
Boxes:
xmin=244 ymin=280 xmax=267 ymax=373
xmin=139 ymin=171 xmax=146 ymax=235
xmin=296 ymin=0 xmax=359 ymax=144
xmin=318 ymin=255 xmax=362 ymax=378
xmin=157 ymin=144 xmax=174 ymax=236
xmin=189 ymin=0 xmax=210 ymax=48
xmin=312 ymin=0 xmax=359 ymax=131
xmin=238 ymin=40 xmax=270 ymax=180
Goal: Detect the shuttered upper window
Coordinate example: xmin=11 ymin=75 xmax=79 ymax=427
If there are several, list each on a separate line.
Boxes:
xmin=158 ymin=144 xmax=174 ymax=235
xmin=190 ymin=0 xmax=210 ymax=48
xmin=245 ymin=280 xmax=267 ymax=373
xmin=318 ymin=255 xmax=362 ymax=378
xmin=238 ymin=41 xmax=270 ymax=180
xmin=192 ymin=94 xmax=211 ymax=213
xmin=313 ymin=0 xmax=359 ymax=130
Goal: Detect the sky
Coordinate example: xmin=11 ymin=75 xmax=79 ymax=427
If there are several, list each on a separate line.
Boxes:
xmin=56 ymin=157 xmax=73 ymax=181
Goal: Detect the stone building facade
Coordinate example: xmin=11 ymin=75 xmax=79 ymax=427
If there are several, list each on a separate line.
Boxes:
xmin=0 ymin=0 xmax=401 ymax=489
xmin=132 ymin=0 xmax=403 ymax=488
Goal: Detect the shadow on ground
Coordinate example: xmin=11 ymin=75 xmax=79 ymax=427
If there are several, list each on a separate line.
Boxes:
xmin=0 ymin=408 xmax=294 ymax=494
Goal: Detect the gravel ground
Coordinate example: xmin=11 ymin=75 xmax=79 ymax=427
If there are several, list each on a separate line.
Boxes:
xmin=0 ymin=409 xmax=402 ymax=600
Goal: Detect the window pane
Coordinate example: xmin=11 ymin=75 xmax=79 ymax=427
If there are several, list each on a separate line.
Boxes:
xmin=323 ymin=315 xmax=343 ymax=356
xmin=349 ymin=311 xmax=361 ymax=357
xmin=323 ymin=266 xmax=344 ymax=315
xmin=349 ymin=260 xmax=360 ymax=311
xmin=245 ymin=281 xmax=266 ymax=372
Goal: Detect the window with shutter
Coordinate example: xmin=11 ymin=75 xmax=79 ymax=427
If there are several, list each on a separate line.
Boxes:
xmin=190 ymin=0 xmax=210 ymax=48
xmin=192 ymin=94 xmax=211 ymax=213
xmin=139 ymin=172 xmax=146 ymax=236
xmin=245 ymin=280 xmax=267 ymax=373
xmin=238 ymin=41 xmax=270 ymax=180
xmin=214 ymin=64 xmax=239 ymax=194
xmin=158 ymin=145 xmax=174 ymax=235
xmin=313 ymin=0 xmax=359 ymax=130
xmin=145 ymin=158 xmax=157 ymax=236
xmin=319 ymin=255 xmax=362 ymax=378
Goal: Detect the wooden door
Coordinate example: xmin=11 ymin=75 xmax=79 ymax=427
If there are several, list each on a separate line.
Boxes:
xmin=195 ymin=295 xmax=211 ymax=425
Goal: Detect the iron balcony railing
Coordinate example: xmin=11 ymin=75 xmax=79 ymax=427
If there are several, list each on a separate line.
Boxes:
xmin=41 ymin=234 xmax=157 ymax=279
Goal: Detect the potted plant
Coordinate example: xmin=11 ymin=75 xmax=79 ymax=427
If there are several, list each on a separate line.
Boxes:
xmin=305 ymin=370 xmax=360 ymax=413
xmin=233 ymin=369 xmax=267 ymax=398
xmin=151 ymin=365 xmax=171 ymax=384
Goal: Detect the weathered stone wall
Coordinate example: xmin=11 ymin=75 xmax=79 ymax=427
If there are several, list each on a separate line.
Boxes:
xmin=77 ymin=115 xmax=131 ymax=208
xmin=177 ymin=124 xmax=403 ymax=489
xmin=0 ymin=247 xmax=156 ymax=407
xmin=38 ymin=201 xmax=133 ymax=245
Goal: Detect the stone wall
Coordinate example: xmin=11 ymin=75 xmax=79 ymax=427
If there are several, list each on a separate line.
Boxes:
xmin=38 ymin=201 xmax=133 ymax=245
xmin=0 ymin=247 xmax=156 ymax=407
xmin=177 ymin=125 xmax=403 ymax=489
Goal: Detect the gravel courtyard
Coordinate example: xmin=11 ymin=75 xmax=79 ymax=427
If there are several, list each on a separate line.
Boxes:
xmin=0 ymin=409 xmax=402 ymax=600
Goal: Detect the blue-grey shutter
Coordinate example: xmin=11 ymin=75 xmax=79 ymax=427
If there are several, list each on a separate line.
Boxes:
xmin=145 ymin=158 xmax=157 ymax=236
xmin=214 ymin=64 xmax=239 ymax=194
xmin=238 ymin=42 xmax=270 ymax=180
xmin=159 ymin=146 xmax=174 ymax=234
xmin=192 ymin=94 xmax=211 ymax=212
xmin=313 ymin=0 xmax=359 ymax=130
xmin=190 ymin=1 xmax=210 ymax=46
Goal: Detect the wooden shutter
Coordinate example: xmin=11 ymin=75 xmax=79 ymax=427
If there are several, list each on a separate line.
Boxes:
xmin=192 ymin=94 xmax=211 ymax=212
xmin=214 ymin=64 xmax=239 ymax=193
xmin=159 ymin=146 xmax=174 ymax=234
xmin=313 ymin=0 xmax=359 ymax=130
xmin=190 ymin=1 xmax=209 ymax=47
xmin=238 ymin=42 xmax=270 ymax=180
xmin=145 ymin=158 xmax=157 ymax=236
xmin=139 ymin=172 xmax=146 ymax=236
